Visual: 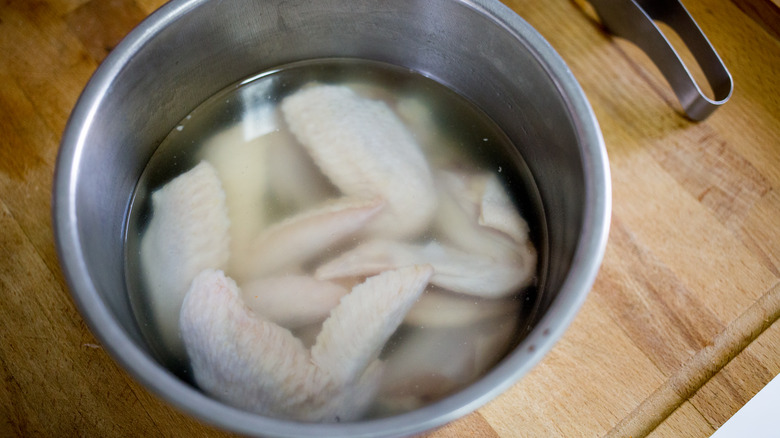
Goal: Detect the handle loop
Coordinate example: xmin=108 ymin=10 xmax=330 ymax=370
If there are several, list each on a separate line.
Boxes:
xmin=588 ymin=0 xmax=733 ymax=120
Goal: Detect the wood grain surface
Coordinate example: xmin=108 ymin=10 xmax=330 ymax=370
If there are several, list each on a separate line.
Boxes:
xmin=1 ymin=0 xmax=778 ymax=436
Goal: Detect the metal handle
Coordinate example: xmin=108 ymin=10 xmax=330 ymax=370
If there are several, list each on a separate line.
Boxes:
xmin=587 ymin=0 xmax=733 ymax=120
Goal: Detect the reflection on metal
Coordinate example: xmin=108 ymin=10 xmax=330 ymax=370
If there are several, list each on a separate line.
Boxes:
xmin=588 ymin=0 xmax=733 ymax=120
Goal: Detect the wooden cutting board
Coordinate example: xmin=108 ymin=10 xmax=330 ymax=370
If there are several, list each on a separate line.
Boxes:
xmin=1 ymin=0 xmax=778 ymax=436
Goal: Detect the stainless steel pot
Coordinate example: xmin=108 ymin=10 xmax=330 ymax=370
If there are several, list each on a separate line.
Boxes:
xmin=53 ymin=0 xmax=611 ymax=436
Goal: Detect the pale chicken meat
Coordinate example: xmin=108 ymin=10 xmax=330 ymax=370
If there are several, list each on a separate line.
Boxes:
xmin=265 ymin=129 xmax=337 ymax=212
xmin=315 ymin=171 xmax=536 ymax=298
xmin=179 ymin=266 xmax=433 ymax=421
xmin=231 ymin=196 xmax=384 ymax=282
xmin=434 ymin=170 xmax=522 ymax=259
xmin=139 ymin=161 xmax=230 ymax=360
xmin=179 ymin=269 xmax=320 ymax=419
xmin=281 ymin=84 xmax=437 ymax=239
xmin=376 ymin=311 xmax=518 ymax=415
xmin=241 ymin=275 xmax=348 ymax=329
xmin=403 ymin=288 xmax=520 ymax=328
xmin=315 ymin=239 xmax=527 ymax=298
xmin=433 ymin=170 xmax=537 ymax=290
xmin=478 ymin=174 xmax=532 ymax=246
xmin=311 ymin=264 xmax=433 ymax=386
xmin=199 ymin=124 xmax=271 ymax=263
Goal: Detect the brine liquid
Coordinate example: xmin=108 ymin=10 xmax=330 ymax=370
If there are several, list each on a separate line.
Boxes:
xmin=124 ymin=58 xmax=545 ymax=419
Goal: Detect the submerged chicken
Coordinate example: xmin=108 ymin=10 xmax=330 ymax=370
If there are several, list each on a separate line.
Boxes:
xmin=281 ymin=84 xmax=438 ymax=240
xmin=139 ymin=161 xmax=230 ymax=360
xmin=139 ymin=81 xmax=537 ymax=421
xmin=315 ymin=171 xmax=536 ymax=298
xmin=180 ymin=266 xmax=432 ymax=421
